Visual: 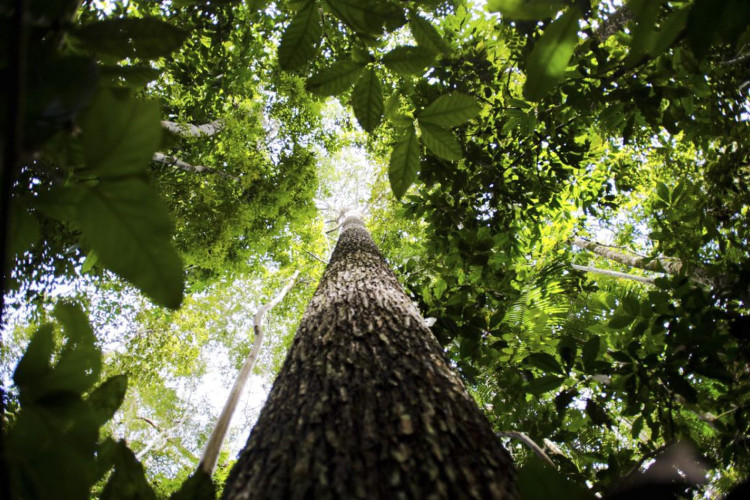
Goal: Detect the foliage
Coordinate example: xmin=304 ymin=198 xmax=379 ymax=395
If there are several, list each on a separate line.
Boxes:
xmin=2 ymin=0 xmax=750 ymax=497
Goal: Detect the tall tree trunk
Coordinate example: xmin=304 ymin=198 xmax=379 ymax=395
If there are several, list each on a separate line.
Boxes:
xmin=222 ymin=212 xmax=518 ymax=499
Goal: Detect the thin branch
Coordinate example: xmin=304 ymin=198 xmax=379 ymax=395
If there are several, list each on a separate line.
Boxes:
xmin=305 ymin=251 xmax=327 ymax=265
xmin=198 ymin=271 xmax=300 ymax=476
xmin=152 ymin=152 xmax=239 ymax=181
xmin=496 ymin=431 xmax=557 ymax=469
xmin=571 ymin=264 xmax=656 ymax=284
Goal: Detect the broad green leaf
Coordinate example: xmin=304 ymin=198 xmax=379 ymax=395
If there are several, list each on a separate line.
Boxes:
xmin=324 ymin=0 xmax=401 ymax=35
xmin=100 ymin=65 xmax=162 ymax=88
xmin=518 ymin=457 xmax=595 ymax=499
xmin=88 ymin=375 xmax=128 ymax=427
xmin=608 ymin=313 xmax=634 ymax=329
xmin=409 ymin=14 xmax=450 ymax=54
xmin=50 ymin=303 xmax=101 ymax=395
xmin=622 ymin=296 xmax=640 ymax=316
xmin=524 ymin=352 xmax=563 ymax=374
xmin=581 ymin=336 xmax=600 ymax=373
xmin=81 ymin=90 xmax=161 ymax=178
xmin=77 ymin=179 xmax=184 ymax=309
xmin=382 ymin=46 xmax=436 ymax=75
xmin=170 ymin=471 xmax=216 ymax=500
xmin=525 ymin=375 xmax=565 ymax=394
xmin=278 ymin=1 xmax=322 ymax=71
xmin=649 ymin=5 xmax=689 ymax=57
xmin=101 ymin=440 xmax=157 ymax=500
xmin=351 ymin=68 xmax=384 ymax=132
xmin=434 ymin=277 xmax=448 ymax=299
xmin=388 ymin=125 xmax=420 ymax=200
xmin=418 ymin=92 xmax=481 ymax=128
xmin=487 ymin=0 xmax=566 ymax=20
xmin=418 ymin=121 xmax=461 ymax=161
xmin=523 ymin=7 xmax=581 ymax=101
xmin=306 ymin=60 xmax=365 ymax=96
xmin=74 ymin=17 xmax=189 ymax=60
xmin=13 ymin=324 xmax=55 ymax=391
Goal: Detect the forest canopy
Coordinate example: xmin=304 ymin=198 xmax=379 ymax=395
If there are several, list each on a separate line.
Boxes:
xmin=1 ymin=0 xmax=750 ymax=497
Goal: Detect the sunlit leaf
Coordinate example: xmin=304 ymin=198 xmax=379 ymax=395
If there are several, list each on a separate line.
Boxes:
xmin=418 ymin=92 xmax=481 ymax=128
xmin=487 ymin=0 xmax=566 ymax=20
xmin=523 ymin=7 xmax=581 ymax=101
xmin=409 ymin=14 xmax=450 ymax=54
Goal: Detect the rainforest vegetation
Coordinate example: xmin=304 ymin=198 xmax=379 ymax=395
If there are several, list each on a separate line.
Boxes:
xmin=1 ymin=0 xmax=750 ymax=497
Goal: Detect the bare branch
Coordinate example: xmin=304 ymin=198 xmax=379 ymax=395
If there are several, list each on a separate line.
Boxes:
xmin=152 ymin=152 xmax=239 ymax=181
xmin=571 ymin=264 xmax=656 ymax=285
xmin=497 ymin=431 xmax=558 ymax=469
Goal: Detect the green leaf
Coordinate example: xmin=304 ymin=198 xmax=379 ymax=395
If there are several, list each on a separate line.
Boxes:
xmin=622 ymin=296 xmax=641 ymax=317
xmin=170 ymin=471 xmax=216 ymax=500
xmin=409 ymin=14 xmax=450 ymax=54
xmin=523 ymin=7 xmax=581 ymax=101
xmin=305 ymin=60 xmax=365 ymax=96
xmin=585 ymin=399 xmax=612 ymax=427
xmin=608 ymin=313 xmax=634 ymax=329
xmin=434 ymin=277 xmax=448 ymax=299
xmin=418 ymin=93 xmax=482 ymax=128
xmin=388 ymin=124 xmax=420 ymax=200
xmin=666 ymin=372 xmax=698 ymax=404
xmin=649 ymin=6 xmax=689 ymax=57
xmin=325 ymin=0 xmax=404 ymax=35
xmin=278 ymin=1 xmax=322 ymax=71
xmin=76 ymin=179 xmax=184 ymax=309
xmin=100 ymin=65 xmax=162 ymax=88
xmin=7 ymin=201 xmax=40 ymax=261
xmin=81 ymin=90 xmax=162 ymax=178
xmin=74 ymin=17 xmax=189 ymax=60
xmin=418 ymin=121 xmax=462 ymax=161
xmin=518 ymin=456 xmax=595 ymax=499
xmin=524 ymin=353 xmax=563 ymax=374
xmin=13 ymin=324 xmax=55 ymax=391
xmin=101 ymin=440 xmax=157 ymax=500
xmin=351 ymin=68 xmax=384 ymax=132
xmin=51 ymin=302 xmax=101 ymax=395
xmin=88 ymin=375 xmax=128 ymax=427
xmin=487 ymin=0 xmax=566 ymax=20
xmin=381 ymin=46 xmax=436 ymax=75
xmin=581 ymin=336 xmax=600 ymax=373
xmin=525 ymin=375 xmax=565 ymax=394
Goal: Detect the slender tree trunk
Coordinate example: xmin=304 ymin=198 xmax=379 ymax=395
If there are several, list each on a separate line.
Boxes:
xmin=222 ymin=212 xmax=517 ymax=499
xmin=161 ymin=119 xmax=224 ymax=138
xmin=199 ymin=271 xmax=300 ymax=476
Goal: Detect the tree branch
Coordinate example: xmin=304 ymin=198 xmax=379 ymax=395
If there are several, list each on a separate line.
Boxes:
xmin=571 ymin=264 xmax=656 ymax=285
xmin=152 ymin=152 xmax=238 ymax=180
xmin=496 ymin=431 xmax=557 ymax=469
xmin=161 ymin=119 xmax=224 ymax=138
xmin=198 ymin=270 xmax=301 ymax=476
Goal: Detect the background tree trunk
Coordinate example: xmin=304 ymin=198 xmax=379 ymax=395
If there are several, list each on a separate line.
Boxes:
xmin=222 ymin=212 xmax=518 ymax=499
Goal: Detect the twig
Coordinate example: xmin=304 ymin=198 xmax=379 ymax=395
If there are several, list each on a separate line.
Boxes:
xmin=305 ymin=251 xmax=327 ymax=265
xmin=496 ymin=431 xmax=557 ymax=469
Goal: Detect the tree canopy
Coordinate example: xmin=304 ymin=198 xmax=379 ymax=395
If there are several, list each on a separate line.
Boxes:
xmin=1 ymin=0 xmax=750 ymax=497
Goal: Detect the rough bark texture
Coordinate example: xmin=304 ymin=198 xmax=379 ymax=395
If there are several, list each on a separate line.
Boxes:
xmin=222 ymin=213 xmax=518 ymax=499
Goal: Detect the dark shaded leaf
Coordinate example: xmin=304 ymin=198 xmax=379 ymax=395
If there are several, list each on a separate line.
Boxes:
xmin=351 ymin=68 xmax=384 ymax=132
xmin=388 ymin=124 xmax=419 ymax=200
xmin=525 ymin=375 xmax=565 ymax=394
xmin=418 ymin=121 xmax=462 ymax=161
xmin=518 ymin=456 xmax=595 ymax=499
xmin=171 ymin=471 xmax=216 ymax=500
xmin=101 ymin=440 xmax=157 ymax=500
xmin=306 ymin=60 xmax=364 ymax=96
xmin=88 ymin=375 xmax=128 ymax=426
xmin=278 ymin=1 xmax=322 ymax=71
xmin=524 ymin=352 xmax=563 ymax=373
xmin=382 ymin=46 xmax=435 ymax=75
xmin=74 ymin=17 xmax=188 ymax=60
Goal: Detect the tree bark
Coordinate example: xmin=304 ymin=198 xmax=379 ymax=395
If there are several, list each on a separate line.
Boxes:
xmin=152 ymin=152 xmax=238 ymax=180
xmin=222 ymin=212 xmax=518 ymax=499
xmin=161 ymin=119 xmax=224 ymax=138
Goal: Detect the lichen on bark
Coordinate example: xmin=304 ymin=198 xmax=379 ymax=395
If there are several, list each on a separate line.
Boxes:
xmin=222 ymin=213 xmax=518 ymax=499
